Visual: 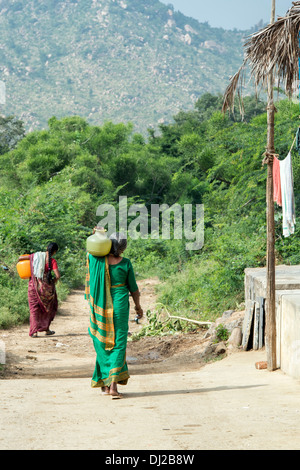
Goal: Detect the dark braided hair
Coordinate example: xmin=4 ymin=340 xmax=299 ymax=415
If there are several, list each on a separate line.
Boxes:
xmin=47 ymin=242 xmax=58 ymax=283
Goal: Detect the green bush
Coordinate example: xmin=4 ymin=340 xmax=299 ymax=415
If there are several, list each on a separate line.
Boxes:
xmin=215 ymin=324 xmax=229 ymax=342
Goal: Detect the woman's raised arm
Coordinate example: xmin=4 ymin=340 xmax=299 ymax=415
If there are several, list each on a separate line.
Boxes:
xmin=18 ymin=254 xmax=30 ymax=261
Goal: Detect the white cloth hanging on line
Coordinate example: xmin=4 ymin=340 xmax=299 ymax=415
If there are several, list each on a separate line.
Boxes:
xmin=279 ymin=151 xmax=296 ymax=237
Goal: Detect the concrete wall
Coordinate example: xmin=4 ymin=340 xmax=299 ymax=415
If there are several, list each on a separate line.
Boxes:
xmin=279 ymin=293 xmax=300 ymax=379
xmin=244 ymin=266 xmax=300 ymax=380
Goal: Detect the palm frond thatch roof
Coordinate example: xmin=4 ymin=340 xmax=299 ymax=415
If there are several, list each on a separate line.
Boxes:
xmin=223 ymin=1 xmax=300 ymax=114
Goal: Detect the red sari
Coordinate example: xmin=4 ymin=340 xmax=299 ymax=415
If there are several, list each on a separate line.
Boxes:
xmin=28 ymin=254 xmax=58 ymax=336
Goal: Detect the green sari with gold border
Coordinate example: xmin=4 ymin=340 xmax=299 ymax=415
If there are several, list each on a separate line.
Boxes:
xmin=85 ymin=253 xmax=138 ymax=388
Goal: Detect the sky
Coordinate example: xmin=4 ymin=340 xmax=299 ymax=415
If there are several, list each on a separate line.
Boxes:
xmin=160 ymin=0 xmax=293 ymax=30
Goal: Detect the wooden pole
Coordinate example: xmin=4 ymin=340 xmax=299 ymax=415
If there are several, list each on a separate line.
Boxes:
xmin=266 ymin=0 xmax=277 ymax=371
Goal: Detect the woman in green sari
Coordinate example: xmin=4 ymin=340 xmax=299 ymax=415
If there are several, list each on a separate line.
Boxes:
xmin=85 ymin=232 xmax=143 ymax=399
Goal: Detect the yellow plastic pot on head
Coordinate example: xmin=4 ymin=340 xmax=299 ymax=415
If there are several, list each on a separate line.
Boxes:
xmin=86 ymin=228 xmax=112 ymax=257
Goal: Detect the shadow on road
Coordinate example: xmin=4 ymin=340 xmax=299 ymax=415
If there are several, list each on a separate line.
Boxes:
xmin=124 ymin=383 xmax=267 ymax=399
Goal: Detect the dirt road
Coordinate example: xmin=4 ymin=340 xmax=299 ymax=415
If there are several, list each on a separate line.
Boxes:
xmin=1 ymin=278 xmax=300 ymax=450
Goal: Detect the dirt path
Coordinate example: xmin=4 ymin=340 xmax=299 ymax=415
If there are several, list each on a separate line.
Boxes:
xmin=0 ymin=278 xmax=208 ymax=379
xmin=1 ymin=278 xmax=300 ymax=450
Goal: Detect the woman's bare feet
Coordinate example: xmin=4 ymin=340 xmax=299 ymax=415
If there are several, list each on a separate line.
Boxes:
xmin=101 ymin=386 xmax=110 ymax=395
xmin=110 ymin=382 xmax=123 ymax=399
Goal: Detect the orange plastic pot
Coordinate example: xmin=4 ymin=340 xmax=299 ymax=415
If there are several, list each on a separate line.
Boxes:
xmin=16 ymin=255 xmax=31 ymax=279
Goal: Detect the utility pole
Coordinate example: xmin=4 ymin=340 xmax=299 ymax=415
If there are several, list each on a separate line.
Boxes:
xmin=265 ymin=0 xmax=277 ymax=371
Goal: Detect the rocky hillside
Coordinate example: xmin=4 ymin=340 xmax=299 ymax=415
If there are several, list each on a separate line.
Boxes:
xmin=0 ymin=0 xmax=249 ymax=134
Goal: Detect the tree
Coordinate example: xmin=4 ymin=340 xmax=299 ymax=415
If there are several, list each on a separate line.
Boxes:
xmin=0 ymin=115 xmax=25 ymax=155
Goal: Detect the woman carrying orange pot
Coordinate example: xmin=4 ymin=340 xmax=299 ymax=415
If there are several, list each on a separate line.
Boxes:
xmin=18 ymin=242 xmax=60 ymax=337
